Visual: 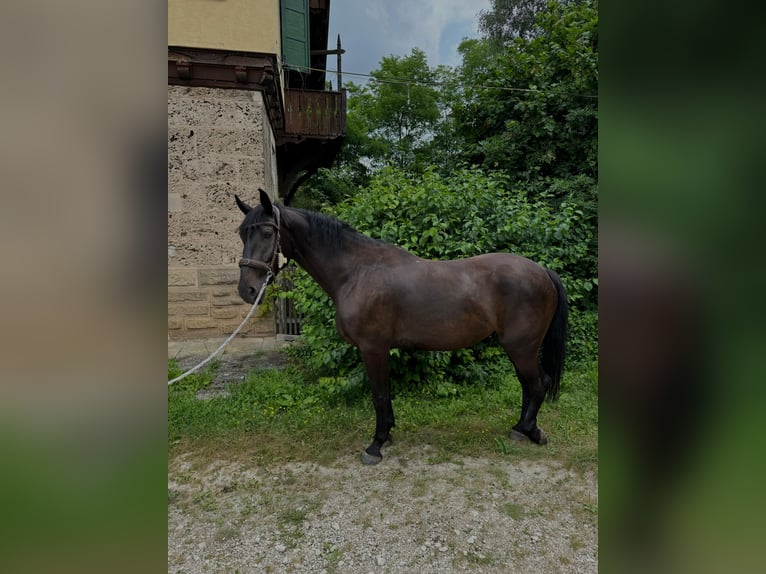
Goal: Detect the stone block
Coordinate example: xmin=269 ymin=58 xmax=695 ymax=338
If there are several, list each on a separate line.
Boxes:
xmin=168 ymin=288 xmax=207 ymax=302
xmin=212 ymin=294 xmax=243 ymax=307
xmin=211 ymin=287 xmax=238 ymax=297
xmin=220 ymin=320 xmax=253 ymax=335
xmin=198 ymin=268 xmax=239 ymax=285
xmin=167 ymin=317 xmax=183 ymax=330
xmin=168 ymin=302 xmax=209 ymax=316
xmin=212 ymin=306 xmax=241 ymax=319
xmin=168 ymin=269 xmax=197 ymax=287
xmin=185 ymin=317 xmax=219 ymax=330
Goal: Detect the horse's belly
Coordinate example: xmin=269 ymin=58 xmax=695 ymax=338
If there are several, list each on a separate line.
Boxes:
xmin=335 ymin=302 xmax=494 ymax=351
xmin=394 ymin=313 xmax=495 ymax=351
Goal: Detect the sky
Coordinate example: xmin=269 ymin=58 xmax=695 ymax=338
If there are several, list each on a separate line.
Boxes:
xmin=326 ymin=0 xmax=491 ymax=88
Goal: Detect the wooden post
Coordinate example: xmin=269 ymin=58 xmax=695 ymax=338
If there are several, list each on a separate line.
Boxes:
xmin=309 ymin=36 xmax=345 ymax=91
xmin=336 ymin=34 xmax=343 ymax=91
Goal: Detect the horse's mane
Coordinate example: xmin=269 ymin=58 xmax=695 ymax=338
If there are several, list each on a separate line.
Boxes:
xmin=288 ymin=207 xmax=378 ymax=250
xmin=239 ymin=203 xmax=379 ymax=250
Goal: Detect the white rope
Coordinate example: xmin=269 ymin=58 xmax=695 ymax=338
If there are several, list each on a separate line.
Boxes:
xmin=168 ymin=276 xmax=271 ymax=386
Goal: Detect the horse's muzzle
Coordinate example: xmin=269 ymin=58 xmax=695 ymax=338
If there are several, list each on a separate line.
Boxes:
xmin=238 ymin=270 xmax=273 ymax=304
xmin=238 ymin=283 xmax=258 ymax=304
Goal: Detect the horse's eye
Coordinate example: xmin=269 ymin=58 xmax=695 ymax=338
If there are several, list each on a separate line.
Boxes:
xmin=262 ymin=227 xmax=274 ymax=237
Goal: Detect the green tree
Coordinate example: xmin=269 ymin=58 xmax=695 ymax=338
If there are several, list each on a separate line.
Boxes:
xmin=479 ymin=0 xmax=587 ymax=43
xmin=453 ymin=0 xmax=598 ymax=184
xmin=479 ymin=0 xmax=551 ymax=42
xmin=353 ymin=48 xmax=442 ymax=170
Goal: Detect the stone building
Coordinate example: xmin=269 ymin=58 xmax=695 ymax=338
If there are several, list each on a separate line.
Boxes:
xmin=168 ymin=0 xmax=345 ymax=339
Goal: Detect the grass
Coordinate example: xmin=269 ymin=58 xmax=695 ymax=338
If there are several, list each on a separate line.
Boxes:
xmin=500 ymin=502 xmax=525 ymax=520
xmin=168 ymin=354 xmax=597 ymax=469
xmin=281 ymin=507 xmax=309 ymax=527
xmin=192 ymin=490 xmax=218 ymax=512
xmin=323 ymin=543 xmax=343 ymax=572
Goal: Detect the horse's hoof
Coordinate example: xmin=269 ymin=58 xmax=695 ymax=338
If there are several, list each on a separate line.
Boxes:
xmin=510 ymin=428 xmax=548 ymax=445
xmin=510 ymin=429 xmax=529 ymax=442
xmin=361 ymin=450 xmax=383 ymax=465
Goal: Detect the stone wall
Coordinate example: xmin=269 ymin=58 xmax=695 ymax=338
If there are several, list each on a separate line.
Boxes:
xmin=168 ymin=86 xmax=278 ymax=339
xmin=167 ymin=267 xmax=275 ymax=339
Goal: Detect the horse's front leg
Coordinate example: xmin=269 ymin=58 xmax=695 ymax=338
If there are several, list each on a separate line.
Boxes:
xmin=359 ymin=347 xmax=394 ymax=465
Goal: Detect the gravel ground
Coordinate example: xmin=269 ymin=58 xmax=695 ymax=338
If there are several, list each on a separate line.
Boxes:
xmin=168 ymin=445 xmax=597 ymax=573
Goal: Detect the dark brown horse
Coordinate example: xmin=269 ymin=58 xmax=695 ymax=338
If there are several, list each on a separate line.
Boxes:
xmin=236 ymin=189 xmax=568 ymax=464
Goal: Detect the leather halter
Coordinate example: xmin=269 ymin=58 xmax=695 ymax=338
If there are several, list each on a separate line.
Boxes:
xmin=238 ymin=206 xmax=284 ymax=276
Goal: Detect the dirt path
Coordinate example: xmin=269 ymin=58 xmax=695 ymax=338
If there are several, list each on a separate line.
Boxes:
xmin=168 ymin=446 xmax=597 ymax=573
xmin=168 ymin=348 xmax=597 ymax=573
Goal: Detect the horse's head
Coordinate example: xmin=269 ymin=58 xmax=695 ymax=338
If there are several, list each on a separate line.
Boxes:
xmin=235 ymin=189 xmax=281 ymax=303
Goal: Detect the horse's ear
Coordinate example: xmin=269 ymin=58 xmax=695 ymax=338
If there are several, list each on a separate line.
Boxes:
xmin=235 ymin=194 xmax=251 ymax=215
xmin=259 ymin=188 xmax=273 ymax=215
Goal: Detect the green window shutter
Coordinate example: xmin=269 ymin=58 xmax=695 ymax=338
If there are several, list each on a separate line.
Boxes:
xmin=281 ymin=0 xmax=310 ymax=72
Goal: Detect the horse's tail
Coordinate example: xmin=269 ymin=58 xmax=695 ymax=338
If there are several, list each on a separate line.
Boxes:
xmin=542 ymin=269 xmax=568 ymax=402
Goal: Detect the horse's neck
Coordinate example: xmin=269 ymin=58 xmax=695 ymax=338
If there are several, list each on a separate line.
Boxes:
xmin=280 ymin=210 xmax=355 ymax=299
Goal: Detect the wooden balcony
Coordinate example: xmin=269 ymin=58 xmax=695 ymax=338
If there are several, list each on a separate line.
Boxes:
xmin=283 ymin=89 xmax=346 ymax=139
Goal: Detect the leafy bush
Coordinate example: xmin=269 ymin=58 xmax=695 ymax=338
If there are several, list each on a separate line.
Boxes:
xmin=282 ymin=166 xmax=596 ymax=393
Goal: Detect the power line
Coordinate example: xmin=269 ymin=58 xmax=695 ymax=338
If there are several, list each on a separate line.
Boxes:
xmin=289 ymin=64 xmax=597 ymax=99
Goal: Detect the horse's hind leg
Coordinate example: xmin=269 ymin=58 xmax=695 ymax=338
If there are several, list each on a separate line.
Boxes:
xmin=360 ymin=347 xmax=395 ymax=465
xmin=504 ymin=345 xmax=549 ymax=445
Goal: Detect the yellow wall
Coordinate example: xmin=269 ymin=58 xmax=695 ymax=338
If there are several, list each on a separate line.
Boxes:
xmin=169 ymin=0 xmax=281 ymax=56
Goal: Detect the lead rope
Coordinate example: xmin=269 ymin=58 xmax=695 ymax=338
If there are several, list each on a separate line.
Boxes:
xmin=168 ymin=271 xmax=272 ymax=386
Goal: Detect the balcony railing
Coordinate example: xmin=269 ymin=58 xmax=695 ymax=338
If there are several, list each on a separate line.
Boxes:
xmin=283 ymin=89 xmax=346 ymax=138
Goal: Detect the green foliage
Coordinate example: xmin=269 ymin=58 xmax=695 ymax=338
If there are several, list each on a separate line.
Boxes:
xmin=479 ymin=0 xmax=554 ymax=42
xmin=453 ymin=0 xmax=598 ymax=184
xmin=282 ymin=167 xmax=596 ymax=392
